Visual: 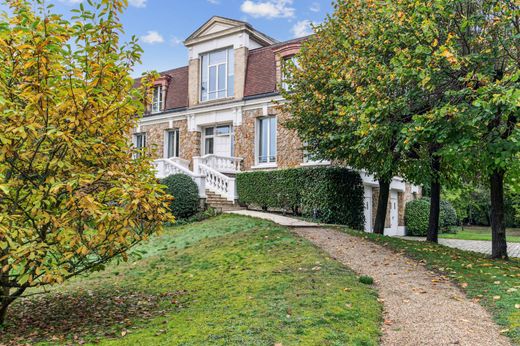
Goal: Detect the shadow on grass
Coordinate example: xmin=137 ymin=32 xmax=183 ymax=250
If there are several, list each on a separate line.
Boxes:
xmin=1 ymin=287 xmax=187 ymax=345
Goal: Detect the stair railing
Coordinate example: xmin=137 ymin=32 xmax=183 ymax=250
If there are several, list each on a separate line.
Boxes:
xmin=153 ymin=158 xmax=206 ymax=198
xmin=194 ymin=161 xmax=237 ymax=202
xmin=193 ymin=155 xmax=243 ymax=173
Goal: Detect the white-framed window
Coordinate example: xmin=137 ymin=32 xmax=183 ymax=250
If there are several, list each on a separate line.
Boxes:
xmin=302 ymin=144 xmax=331 ymax=166
xmin=152 ymin=85 xmax=164 ymax=113
xmin=204 ymin=127 xmax=215 ymax=155
xmin=200 ymin=47 xmax=234 ymax=102
xmin=203 ymin=125 xmax=233 ymax=155
xmin=165 ymin=129 xmax=180 ymax=158
xmin=133 ymin=132 xmax=146 ymax=158
xmin=257 ymin=116 xmax=277 ymax=164
xmin=282 ymin=55 xmax=299 ymax=90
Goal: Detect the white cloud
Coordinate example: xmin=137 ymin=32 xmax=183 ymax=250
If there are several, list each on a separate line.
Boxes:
xmin=170 ymin=36 xmax=182 ymax=46
xmin=240 ymin=0 xmax=295 ymax=19
xmin=207 ymin=0 xmax=220 ymax=4
xmin=310 ymin=2 xmax=320 ymax=12
xmin=128 ymin=0 xmax=147 ymax=7
xmin=291 ymin=20 xmax=314 ymax=38
xmin=141 ymin=31 xmax=164 ymax=44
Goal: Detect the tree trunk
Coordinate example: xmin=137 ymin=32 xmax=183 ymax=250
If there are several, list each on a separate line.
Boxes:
xmin=374 ymin=179 xmax=390 ymax=235
xmin=490 ymin=169 xmax=508 ymax=259
xmin=0 ymin=301 xmax=8 ymax=326
xmin=427 ymin=156 xmax=441 ymax=243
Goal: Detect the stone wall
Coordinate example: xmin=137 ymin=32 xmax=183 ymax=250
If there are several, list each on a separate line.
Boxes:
xmin=234 ymin=47 xmax=248 ymax=101
xmin=399 ymin=183 xmax=422 ymax=226
xmin=188 ymin=59 xmax=200 ymax=107
xmin=235 ymin=106 xmax=303 ymax=170
xmin=137 ymin=119 xmax=199 ymax=163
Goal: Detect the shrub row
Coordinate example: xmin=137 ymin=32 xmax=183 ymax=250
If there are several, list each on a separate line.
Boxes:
xmin=237 ymin=166 xmax=365 ymax=229
xmin=404 ymin=197 xmax=458 ymax=236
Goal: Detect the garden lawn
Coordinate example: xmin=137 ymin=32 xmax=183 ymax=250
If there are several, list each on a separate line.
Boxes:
xmin=344 ymin=229 xmax=520 ymax=344
xmin=1 ymin=215 xmax=381 ymax=346
xmin=440 ymin=226 xmax=520 ymax=243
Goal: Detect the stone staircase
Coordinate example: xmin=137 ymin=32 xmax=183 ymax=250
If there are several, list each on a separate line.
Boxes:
xmin=205 ymin=190 xmax=244 ymax=211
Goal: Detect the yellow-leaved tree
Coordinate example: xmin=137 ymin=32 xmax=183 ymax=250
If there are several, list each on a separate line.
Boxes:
xmin=0 ymin=0 xmax=172 ymax=324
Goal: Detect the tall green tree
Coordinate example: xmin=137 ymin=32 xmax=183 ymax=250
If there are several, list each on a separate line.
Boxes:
xmin=282 ymin=0 xmax=428 ymax=234
xmin=0 ymin=0 xmax=172 ymax=324
xmin=398 ymin=0 xmax=519 ymax=257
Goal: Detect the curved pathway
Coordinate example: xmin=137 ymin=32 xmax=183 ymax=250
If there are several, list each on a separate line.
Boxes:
xmin=228 ymin=211 xmax=511 ymax=346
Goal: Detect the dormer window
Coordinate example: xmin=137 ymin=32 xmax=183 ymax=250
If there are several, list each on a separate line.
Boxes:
xmin=151 ymin=85 xmax=164 ymax=113
xmin=282 ymin=55 xmax=299 ymax=91
xmin=200 ymin=47 xmax=234 ymax=102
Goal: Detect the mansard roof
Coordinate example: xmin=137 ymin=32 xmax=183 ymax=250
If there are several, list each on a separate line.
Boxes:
xmin=134 ymin=22 xmax=309 ymax=114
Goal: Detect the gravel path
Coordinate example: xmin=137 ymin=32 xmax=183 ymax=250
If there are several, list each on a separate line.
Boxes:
xmin=401 ymin=236 xmax=520 ymax=258
xmin=293 ymin=227 xmax=511 ymax=346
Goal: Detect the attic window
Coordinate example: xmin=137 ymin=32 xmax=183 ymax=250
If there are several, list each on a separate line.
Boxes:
xmin=282 ymin=55 xmax=299 ymax=91
xmin=151 ymin=85 xmax=164 ymax=114
xmin=200 ymin=47 xmax=234 ymax=101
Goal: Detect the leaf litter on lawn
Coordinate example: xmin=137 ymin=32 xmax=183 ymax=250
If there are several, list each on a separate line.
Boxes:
xmin=0 ymin=287 xmax=188 ymax=345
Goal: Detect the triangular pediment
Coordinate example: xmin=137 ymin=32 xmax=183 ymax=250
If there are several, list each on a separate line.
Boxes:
xmin=185 ymin=17 xmax=247 ymax=44
xmin=184 ymin=16 xmax=277 ymax=47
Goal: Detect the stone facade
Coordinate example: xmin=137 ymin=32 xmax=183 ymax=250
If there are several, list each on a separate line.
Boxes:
xmin=234 ymin=47 xmax=248 ymax=101
xmin=371 ymin=183 xmax=420 ymax=230
xmin=188 ymin=59 xmax=200 ymax=107
xmin=235 ymin=106 xmax=303 ymax=170
xmin=139 ymin=119 xmax=199 ymax=164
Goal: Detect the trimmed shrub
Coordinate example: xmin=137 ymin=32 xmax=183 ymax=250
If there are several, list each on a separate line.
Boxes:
xmin=161 ymin=174 xmax=200 ymax=219
xmin=404 ymin=199 xmax=430 ymax=236
xmin=405 ymin=198 xmax=458 ymax=236
xmin=237 ymin=167 xmax=364 ymax=229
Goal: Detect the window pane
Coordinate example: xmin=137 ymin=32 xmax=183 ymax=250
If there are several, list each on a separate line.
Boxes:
xmin=218 ymin=64 xmax=226 ymax=99
xmin=270 ymin=117 xmax=277 ymax=162
xmin=167 ymin=130 xmax=178 ymax=158
xmin=205 ymin=127 xmax=214 ymax=136
xmin=205 ymin=138 xmax=214 ymax=155
xmin=201 ymin=55 xmax=208 ymax=101
xmin=209 ymin=66 xmax=217 ymax=99
xmin=259 ymin=119 xmax=268 ymax=163
xmin=216 ymin=125 xmax=230 ymax=135
xmin=210 ymin=49 xmax=226 ymax=65
xmin=175 ymin=130 xmax=180 ymax=157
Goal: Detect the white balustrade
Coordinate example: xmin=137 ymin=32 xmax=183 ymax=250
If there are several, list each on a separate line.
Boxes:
xmin=196 ymin=163 xmax=237 ymax=202
xmin=153 ymin=158 xmax=206 ymax=198
xmin=193 ymin=155 xmax=242 ymax=173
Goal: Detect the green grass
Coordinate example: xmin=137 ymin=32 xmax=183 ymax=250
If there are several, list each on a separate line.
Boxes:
xmin=2 ymin=215 xmax=382 ymax=346
xmin=439 ymin=226 xmax=520 ymax=243
xmin=343 ymin=228 xmax=520 ymax=344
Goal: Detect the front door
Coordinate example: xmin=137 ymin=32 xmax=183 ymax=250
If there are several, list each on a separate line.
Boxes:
xmin=390 ymin=193 xmax=398 ymax=233
xmin=203 ymin=124 xmax=233 ymax=157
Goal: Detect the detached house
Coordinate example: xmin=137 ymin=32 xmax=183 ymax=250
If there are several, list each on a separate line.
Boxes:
xmin=133 ymin=16 xmax=420 ymax=235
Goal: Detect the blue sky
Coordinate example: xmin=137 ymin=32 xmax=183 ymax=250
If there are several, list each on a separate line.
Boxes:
xmin=42 ymin=0 xmax=333 ymax=76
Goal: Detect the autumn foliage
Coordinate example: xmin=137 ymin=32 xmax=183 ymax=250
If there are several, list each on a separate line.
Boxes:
xmin=0 ymin=0 xmax=172 ymax=323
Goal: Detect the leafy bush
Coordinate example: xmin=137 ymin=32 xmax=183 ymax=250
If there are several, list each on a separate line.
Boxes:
xmin=359 ymin=275 xmax=374 ymax=285
xmin=440 ymin=200 xmax=458 ymax=230
xmin=405 ymin=198 xmax=458 ymax=236
xmin=237 ymin=167 xmax=364 ymax=229
xmin=161 ymin=174 xmax=200 ymax=219
xmin=404 ymin=199 xmax=430 ymax=236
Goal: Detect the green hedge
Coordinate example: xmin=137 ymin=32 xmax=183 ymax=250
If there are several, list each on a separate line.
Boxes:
xmin=161 ymin=174 xmax=200 ymax=220
xmin=237 ymin=167 xmax=364 ymax=229
xmin=405 ymin=198 xmax=458 ymax=236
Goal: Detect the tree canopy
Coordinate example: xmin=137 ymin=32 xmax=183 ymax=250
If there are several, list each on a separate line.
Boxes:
xmin=0 ymin=0 xmax=172 ymax=323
